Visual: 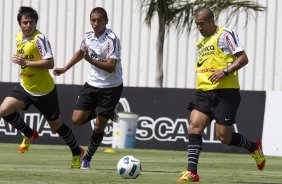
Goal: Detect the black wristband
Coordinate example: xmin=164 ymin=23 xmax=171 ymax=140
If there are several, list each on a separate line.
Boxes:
xmin=222 ymin=68 xmax=229 ymax=76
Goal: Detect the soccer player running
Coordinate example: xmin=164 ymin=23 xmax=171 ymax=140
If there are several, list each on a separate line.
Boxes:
xmin=0 ymin=6 xmax=83 ymax=168
xmin=177 ymin=8 xmax=266 ymax=182
xmin=53 ymin=7 xmax=123 ymax=169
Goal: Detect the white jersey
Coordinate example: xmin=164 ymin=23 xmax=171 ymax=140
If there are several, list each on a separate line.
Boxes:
xmin=80 ymin=28 xmax=123 ymax=88
xmin=218 ymin=28 xmax=244 ymax=55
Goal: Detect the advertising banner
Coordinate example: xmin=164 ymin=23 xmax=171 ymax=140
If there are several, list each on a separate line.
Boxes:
xmin=262 ymin=91 xmax=282 ymax=156
xmin=0 ymin=82 xmax=266 ymax=153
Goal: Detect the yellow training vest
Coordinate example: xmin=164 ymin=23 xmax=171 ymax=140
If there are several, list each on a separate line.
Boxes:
xmin=195 ymin=26 xmax=239 ymax=91
xmin=16 ymin=30 xmax=55 ymax=94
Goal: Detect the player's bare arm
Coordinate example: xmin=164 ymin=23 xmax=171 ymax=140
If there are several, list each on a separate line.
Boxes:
xmin=84 ymin=52 xmax=116 ymax=73
xmin=12 ymin=54 xmax=54 ymax=69
xmin=226 ymin=51 xmax=248 ymax=74
xmin=53 ymin=49 xmax=84 ymax=76
xmin=208 ymin=51 xmax=248 ymax=84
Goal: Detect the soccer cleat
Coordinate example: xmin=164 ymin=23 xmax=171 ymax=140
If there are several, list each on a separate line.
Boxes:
xmin=80 ymin=159 xmax=90 ymax=169
xmin=251 ymin=140 xmax=266 ymax=170
xmin=71 ymin=147 xmax=84 ymax=169
xmin=177 ymin=171 xmax=200 ymax=182
xmin=18 ymin=131 xmax=39 ymax=153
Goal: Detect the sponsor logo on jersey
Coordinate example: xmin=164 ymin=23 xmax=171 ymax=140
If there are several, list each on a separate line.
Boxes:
xmin=196 ymin=67 xmax=214 ymax=73
xmin=198 ymin=45 xmax=215 ymax=57
xmin=17 ymin=49 xmax=24 ymax=54
xmin=197 ymin=58 xmax=208 ymax=67
xmin=225 ymin=35 xmax=235 ymax=51
xmin=24 ymin=54 xmax=35 ymax=60
xmin=20 ymin=72 xmax=35 ymax=78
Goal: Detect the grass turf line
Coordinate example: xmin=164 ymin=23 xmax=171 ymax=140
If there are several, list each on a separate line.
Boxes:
xmin=0 ymin=143 xmax=281 ymax=184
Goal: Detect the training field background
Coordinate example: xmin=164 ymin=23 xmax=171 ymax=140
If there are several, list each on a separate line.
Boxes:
xmin=0 ymin=144 xmax=281 ymax=184
xmin=1 ymin=0 xmax=282 ymax=183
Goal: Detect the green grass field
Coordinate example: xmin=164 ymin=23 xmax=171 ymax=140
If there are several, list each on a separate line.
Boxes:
xmin=0 ymin=143 xmax=281 ymax=184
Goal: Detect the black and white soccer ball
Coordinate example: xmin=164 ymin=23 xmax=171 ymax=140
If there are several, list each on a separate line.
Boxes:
xmin=117 ymin=155 xmax=141 ymax=179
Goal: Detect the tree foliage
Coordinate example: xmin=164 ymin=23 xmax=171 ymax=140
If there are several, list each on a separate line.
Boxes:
xmin=141 ymin=0 xmax=266 ymax=34
xmin=140 ymin=0 xmax=266 ymax=87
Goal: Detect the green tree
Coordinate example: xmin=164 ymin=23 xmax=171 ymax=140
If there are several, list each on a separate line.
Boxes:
xmin=140 ymin=0 xmax=266 ymax=87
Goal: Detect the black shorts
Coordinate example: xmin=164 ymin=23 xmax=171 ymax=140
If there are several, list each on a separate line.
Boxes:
xmin=8 ymin=84 xmax=60 ymax=121
xmin=75 ymin=82 xmax=123 ymax=120
xmin=187 ymin=89 xmax=241 ymax=125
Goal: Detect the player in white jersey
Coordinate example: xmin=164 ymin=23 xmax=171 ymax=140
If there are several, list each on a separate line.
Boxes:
xmin=53 ymin=7 xmax=123 ymax=170
xmin=82 ymin=28 xmax=123 ymax=88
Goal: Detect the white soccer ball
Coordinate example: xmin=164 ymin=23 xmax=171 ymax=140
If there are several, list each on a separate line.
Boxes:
xmin=117 ymin=155 xmax=141 ymax=179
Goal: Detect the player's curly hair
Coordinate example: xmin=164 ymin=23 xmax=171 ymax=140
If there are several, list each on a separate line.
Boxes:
xmin=17 ymin=6 xmax=39 ymax=25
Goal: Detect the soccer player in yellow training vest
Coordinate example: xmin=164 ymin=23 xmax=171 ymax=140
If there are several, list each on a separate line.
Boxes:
xmin=0 ymin=6 xmax=84 ymax=168
xmin=177 ymin=8 xmax=266 ymax=182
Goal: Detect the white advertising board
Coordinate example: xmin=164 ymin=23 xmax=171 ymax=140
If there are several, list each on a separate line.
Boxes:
xmin=262 ymin=91 xmax=282 ymax=156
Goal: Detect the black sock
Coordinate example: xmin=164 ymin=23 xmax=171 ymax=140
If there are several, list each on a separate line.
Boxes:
xmin=187 ymin=134 xmax=203 ymax=173
xmin=229 ymin=132 xmax=257 ymax=153
xmin=56 ymin=123 xmax=80 ymax=155
xmin=2 ymin=112 xmax=34 ymax=137
xmin=83 ymin=131 xmax=104 ymax=161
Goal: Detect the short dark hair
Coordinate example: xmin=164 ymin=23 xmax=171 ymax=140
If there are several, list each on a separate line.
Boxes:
xmin=195 ymin=8 xmax=214 ymax=19
xmin=17 ymin=6 xmax=39 ymax=24
xmin=90 ymin=7 xmax=108 ymax=21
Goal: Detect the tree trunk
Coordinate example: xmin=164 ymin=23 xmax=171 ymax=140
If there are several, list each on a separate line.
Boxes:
xmin=156 ymin=16 xmax=165 ymax=87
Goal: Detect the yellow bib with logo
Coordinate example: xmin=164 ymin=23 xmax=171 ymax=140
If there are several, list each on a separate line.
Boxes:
xmin=16 ymin=30 xmax=55 ymax=94
xmin=196 ymin=27 xmax=239 ymax=91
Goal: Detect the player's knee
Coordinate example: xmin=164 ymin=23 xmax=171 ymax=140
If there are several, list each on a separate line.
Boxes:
xmin=94 ymin=125 xmax=104 ymax=134
xmin=0 ymin=106 xmax=11 ymax=117
xmin=0 ymin=107 xmax=4 ymax=116
xmin=188 ymin=120 xmax=202 ymax=134
xmin=72 ymin=116 xmax=83 ymax=125
xmin=94 ymin=117 xmax=108 ymax=133
xmin=94 ymin=121 xmax=107 ymax=134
